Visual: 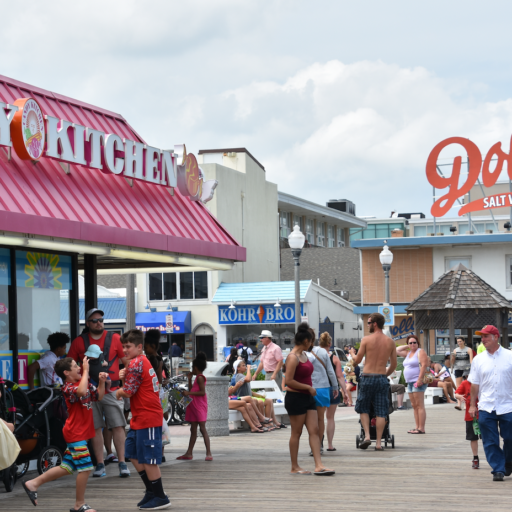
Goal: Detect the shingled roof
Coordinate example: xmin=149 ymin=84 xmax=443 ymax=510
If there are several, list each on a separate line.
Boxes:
xmin=407 ymin=264 xmax=511 ymax=311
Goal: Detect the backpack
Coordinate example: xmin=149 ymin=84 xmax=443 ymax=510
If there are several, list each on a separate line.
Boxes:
xmin=82 ymin=332 xmax=118 ymax=388
xmin=240 ymin=347 xmax=249 ymax=364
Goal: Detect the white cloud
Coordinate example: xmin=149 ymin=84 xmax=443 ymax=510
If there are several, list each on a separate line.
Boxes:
xmin=183 ymin=59 xmax=512 ymax=217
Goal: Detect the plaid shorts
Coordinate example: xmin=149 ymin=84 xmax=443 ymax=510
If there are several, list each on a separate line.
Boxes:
xmin=60 ymin=441 xmax=94 ymax=475
xmin=355 ymin=375 xmax=389 ymax=418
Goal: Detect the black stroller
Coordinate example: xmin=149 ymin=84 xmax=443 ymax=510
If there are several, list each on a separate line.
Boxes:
xmin=0 ymin=378 xmax=17 ymax=492
xmin=355 ymin=384 xmax=395 ymax=449
xmin=2 ymin=380 xmax=67 ymax=478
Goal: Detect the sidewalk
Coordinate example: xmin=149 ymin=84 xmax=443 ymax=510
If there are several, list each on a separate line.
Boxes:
xmin=2 ymin=404 xmax=508 ymax=511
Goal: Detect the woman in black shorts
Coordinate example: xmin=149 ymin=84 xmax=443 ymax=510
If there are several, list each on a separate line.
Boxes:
xmin=284 ymin=322 xmax=334 ymax=476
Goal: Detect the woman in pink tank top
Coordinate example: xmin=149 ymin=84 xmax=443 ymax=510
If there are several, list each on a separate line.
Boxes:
xmin=284 ymin=322 xmax=335 ymax=477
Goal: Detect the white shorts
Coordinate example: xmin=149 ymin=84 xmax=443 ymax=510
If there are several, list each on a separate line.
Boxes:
xmin=171 ymin=357 xmax=180 ymax=369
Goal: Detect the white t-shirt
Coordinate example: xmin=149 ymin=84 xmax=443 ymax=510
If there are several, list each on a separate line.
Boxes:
xmin=37 ymin=351 xmax=62 ymax=387
xmin=237 ymin=347 xmax=253 ymax=357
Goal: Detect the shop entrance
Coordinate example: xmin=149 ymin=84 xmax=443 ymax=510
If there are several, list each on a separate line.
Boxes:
xmin=196 ymin=335 xmax=214 ymax=361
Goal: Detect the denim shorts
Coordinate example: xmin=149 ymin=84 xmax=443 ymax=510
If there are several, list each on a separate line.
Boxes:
xmin=125 ymin=427 xmax=162 ymax=465
xmin=407 ymin=382 xmax=428 ymax=393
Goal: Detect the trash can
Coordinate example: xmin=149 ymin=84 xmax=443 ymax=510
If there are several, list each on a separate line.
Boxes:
xmin=203 ymin=362 xmax=230 ymax=436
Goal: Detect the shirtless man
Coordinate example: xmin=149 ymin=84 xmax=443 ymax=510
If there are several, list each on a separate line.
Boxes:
xmin=349 ymin=312 xmax=397 ymax=451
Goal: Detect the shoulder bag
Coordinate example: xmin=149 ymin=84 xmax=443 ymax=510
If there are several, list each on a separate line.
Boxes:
xmin=311 ymin=348 xmax=337 ymax=389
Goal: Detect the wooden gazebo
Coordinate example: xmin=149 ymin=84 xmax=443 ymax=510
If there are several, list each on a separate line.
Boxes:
xmin=406 ymin=264 xmax=510 ymax=354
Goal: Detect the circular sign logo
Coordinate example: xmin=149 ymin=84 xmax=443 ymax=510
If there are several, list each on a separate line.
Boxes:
xmin=10 ymin=97 xmax=45 ymax=161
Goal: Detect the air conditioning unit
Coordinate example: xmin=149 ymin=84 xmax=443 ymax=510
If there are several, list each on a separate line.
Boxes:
xmin=326 ymin=199 xmax=356 ymax=216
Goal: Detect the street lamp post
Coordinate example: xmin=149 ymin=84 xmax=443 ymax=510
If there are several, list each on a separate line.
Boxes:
xmin=379 ymin=241 xmax=394 ymax=305
xmin=288 ymin=225 xmax=306 ymax=332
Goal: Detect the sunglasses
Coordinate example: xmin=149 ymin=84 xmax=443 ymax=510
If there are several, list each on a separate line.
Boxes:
xmin=89 ymin=318 xmax=104 ymax=324
xmin=367 ymin=321 xmax=374 ymax=325
xmin=408 ymin=341 xmax=418 ymax=345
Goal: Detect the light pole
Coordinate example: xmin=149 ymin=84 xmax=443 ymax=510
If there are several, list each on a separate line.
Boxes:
xmin=288 ymin=224 xmax=305 ymax=332
xmin=379 ymin=240 xmax=394 ymax=305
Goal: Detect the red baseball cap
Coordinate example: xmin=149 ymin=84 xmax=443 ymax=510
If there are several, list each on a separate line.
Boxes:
xmin=475 ymin=325 xmax=499 ymax=336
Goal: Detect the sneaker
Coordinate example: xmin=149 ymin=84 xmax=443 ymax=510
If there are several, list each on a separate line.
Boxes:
xmin=139 ymin=495 xmax=171 ymax=510
xmin=472 ymin=459 xmax=479 ymax=469
xmin=93 ymin=463 xmax=106 ymax=478
xmin=493 ymin=472 xmax=505 ymax=481
xmin=105 ymin=454 xmax=118 ymax=465
xmin=397 ymin=406 xmax=406 ymax=410
xmin=119 ymin=461 xmax=131 ymax=478
xmin=137 ymin=492 xmax=155 ymax=508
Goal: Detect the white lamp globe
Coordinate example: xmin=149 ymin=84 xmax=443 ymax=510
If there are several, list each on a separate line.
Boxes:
xmin=288 ymin=224 xmax=306 ymax=250
xmin=379 ymin=243 xmax=393 ymax=266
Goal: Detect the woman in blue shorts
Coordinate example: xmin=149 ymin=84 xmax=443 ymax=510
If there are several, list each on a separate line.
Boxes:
xmin=397 ymin=335 xmax=429 ymax=434
xmin=306 ymin=328 xmax=338 ymax=453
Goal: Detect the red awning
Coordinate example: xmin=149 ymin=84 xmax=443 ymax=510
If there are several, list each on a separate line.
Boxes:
xmin=0 ymin=75 xmax=245 ymax=262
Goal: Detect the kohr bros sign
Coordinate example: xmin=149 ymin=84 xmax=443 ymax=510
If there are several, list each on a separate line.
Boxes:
xmin=218 ymin=304 xmax=304 ymax=325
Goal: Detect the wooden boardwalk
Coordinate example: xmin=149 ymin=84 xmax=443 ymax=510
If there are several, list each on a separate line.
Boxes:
xmin=1 ymin=404 xmax=510 ymax=512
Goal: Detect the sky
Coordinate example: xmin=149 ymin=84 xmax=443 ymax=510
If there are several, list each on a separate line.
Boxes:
xmin=2 ymin=0 xmax=512 ymax=218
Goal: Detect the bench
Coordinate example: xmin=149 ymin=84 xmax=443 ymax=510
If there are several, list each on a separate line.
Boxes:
xmin=228 ymin=380 xmax=286 ymax=429
xmin=425 ymin=387 xmax=444 ymax=405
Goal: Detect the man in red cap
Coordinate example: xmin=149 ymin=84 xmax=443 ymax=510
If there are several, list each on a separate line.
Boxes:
xmin=469 ymin=325 xmax=512 ymax=481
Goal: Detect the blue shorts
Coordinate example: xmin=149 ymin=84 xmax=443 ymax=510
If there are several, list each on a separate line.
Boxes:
xmin=61 ymin=441 xmax=94 ymax=475
xmin=125 ymin=427 xmax=162 ymax=465
xmin=407 ymin=382 xmax=428 ymax=393
xmin=314 ymin=387 xmax=331 ymax=408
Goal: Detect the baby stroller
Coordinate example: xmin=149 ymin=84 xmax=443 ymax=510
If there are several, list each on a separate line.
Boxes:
xmin=2 ymin=380 xmax=67 ymax=478
xmin=0 ymin=378 xmax=17 ymax=492
xmin=355 ymin=383 xmax=395 ymax=449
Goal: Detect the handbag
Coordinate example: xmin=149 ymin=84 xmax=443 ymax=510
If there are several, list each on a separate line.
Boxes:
xmin=423 ymin=373 xmax=434 ymax=384
xmin=0 ymin=418 xmax=20 ymax=470
xmin=311 ymin=349 xmax=338 ymax=391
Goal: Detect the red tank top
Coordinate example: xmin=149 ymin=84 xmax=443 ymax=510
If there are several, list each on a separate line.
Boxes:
xmin=129 ymin=355 xmax=163 ymax=430
xmin=289 ymin=355 xmax=313 ymax=394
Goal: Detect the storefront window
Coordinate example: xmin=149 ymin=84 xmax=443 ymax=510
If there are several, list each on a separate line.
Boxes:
xmin=317 ymin=222 xmax=325 ymax=247
xmin=327 ymin=225 xmax=335 ymax=247
xmin=306 ymin=219 xmax=314 ymax=244
xmin=279 ymin=211 xmax=290 ymax=238
xmin=149 ymin=271 xmax=208 ymax=301
xmin=292 ymin=215 xmax=302 ymax=232
xmin=0 ymin=249 xmax=10 ymax=359
xmin=337 ymin=227 xmax=345 ymax=247
xmin=16 ymin=251 xmax=72 ymax=351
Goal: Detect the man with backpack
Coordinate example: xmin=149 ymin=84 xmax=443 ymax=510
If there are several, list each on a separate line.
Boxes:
xmin=67 ymin=308 xmax=130 ymax=478
xmin=238 ymin=341 xmax=253 ymax=365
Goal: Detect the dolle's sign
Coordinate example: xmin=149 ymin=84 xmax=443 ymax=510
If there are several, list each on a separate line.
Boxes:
xmin=426 ymin=136 xmax=512 ymax=217
xmin=0 ymin=98 xmax=217 ymax=203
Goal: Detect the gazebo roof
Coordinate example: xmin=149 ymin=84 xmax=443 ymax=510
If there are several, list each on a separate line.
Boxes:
xmin=407 ymin=264 xmax=511 ymax=311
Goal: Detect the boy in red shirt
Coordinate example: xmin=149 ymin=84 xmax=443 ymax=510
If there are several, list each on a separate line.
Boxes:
xmin=22 ymin=356 xmax=107 ymax=512
xmin=116 ymin=329 xmax=169 ymax=510
xmin=455 ymin=375 xmax=481 ymax=469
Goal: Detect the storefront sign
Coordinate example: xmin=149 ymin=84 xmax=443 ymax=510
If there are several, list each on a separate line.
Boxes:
xmin=0 ymin=100 xmax=217 ymax=203
xmin=378 ymin=305 xmax=394 ymax=326
xmin=426 ymin=136 xmax=512 ymax=217
xmin=16 ymin=251 xmax=72 ymax=290
xmin=389 ymin=316 xmax=414 ymax=340
xmin=0 ymin=351 xmax=41 ymax=388
xmin=218 ymin=304 xmax=304 ymax=325
xmin=135 ymin=311 xmax=191 ymax=334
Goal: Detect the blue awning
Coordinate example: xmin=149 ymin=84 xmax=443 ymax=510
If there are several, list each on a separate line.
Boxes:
xmin=135 ymin=311 xmax=192 ymax=334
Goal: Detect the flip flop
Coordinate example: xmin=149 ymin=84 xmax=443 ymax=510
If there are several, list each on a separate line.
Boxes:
xmin=291 ymin=470 xmax=312 ymax=475
xmin=359 ymin=439 xmax=371 ymax=450
xmin=260 ymin=418 xmax=272 ymax=424
xmin=176 ymin=455 xmax=193 ymax=460
xmin=408 ymin=429 xmax=419 ymax=434
xmin=454 ymin=406 xmax=462 ymax=411
xmin=326 ymin=448 xmax=336 ymax=452
xmin=22 ymin=481 xmax=37 ymax=506
xmin=278 ymin=423 xmax=288 ymax=429
xmin=374 ymin=447 xmax=385 ymax=451
xmin=251 ymin=429 xmax=265 ymax=433
xmin=410 ymin=430 xmax=425 ymax=434
xmin=70 ymin=505 xmax=94 ymax=512
xmin=205 ymin=456 xmax=213 ymax=461
xmin=314 ymin=469 xmax=335 ymax=476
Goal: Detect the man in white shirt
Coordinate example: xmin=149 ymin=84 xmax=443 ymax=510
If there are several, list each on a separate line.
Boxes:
xmin=469 ymin=325 xmax=512 ymax=481
xmin=237 ymin=342 xmax=253 ymax=363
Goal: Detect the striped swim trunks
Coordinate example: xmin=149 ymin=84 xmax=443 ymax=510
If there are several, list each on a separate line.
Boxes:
xmin=61 ymin=441 xmax=94 ymax=474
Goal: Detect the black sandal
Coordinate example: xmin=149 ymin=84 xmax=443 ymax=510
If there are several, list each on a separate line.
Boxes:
xmin=22 ymin=481 xmax=37 ymax=506
xmin=71 ymin=504 xmax=94 ymax=512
